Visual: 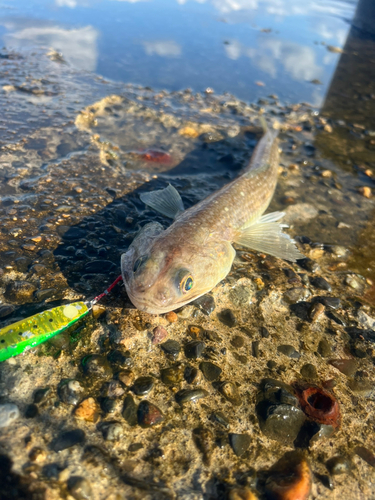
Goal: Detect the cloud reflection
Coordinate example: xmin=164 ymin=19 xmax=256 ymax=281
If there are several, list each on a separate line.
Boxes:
xmin=2 ymin=22 xmax=98 ymax=71
xmin=143 ymin=40 xmax=182 ymax=57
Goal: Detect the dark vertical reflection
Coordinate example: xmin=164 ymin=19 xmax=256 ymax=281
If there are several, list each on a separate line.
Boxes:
xmin=316 ymin=0 xmax=375 ymax=304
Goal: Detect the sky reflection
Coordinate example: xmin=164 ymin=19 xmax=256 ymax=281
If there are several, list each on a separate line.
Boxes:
xmin=0 ymin=0 xmax=357 ymax=103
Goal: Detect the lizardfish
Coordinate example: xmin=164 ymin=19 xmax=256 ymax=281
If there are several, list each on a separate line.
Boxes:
xmin=121 ymin=126 xmax=304 ymax=314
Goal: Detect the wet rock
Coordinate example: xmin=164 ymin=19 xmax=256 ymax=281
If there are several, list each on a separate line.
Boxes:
xmin=256 ymin=379 xmax=306 ymax=444
xmin=160 ymin=339 xmax=181 ymax=359
xmin=25 ymin=404 xmax=38 ymax=419
xmin=355 ymin=446 xmax=375 ymax=468
xmin=161 ymin=365 xmax=183 ymax=386
xmin=300 ymin=364 xmax=317 ymax=380
xmin=175 ymin=388 xmax=209 ymax=405
xmin=329 ymin=359 xmax=356 ymax=377
xmin=34 ymin=288 xmax=56 ymax=301
xmin=51 ymin=429 xmax=85 ymax=452
xmin=74 ymin=398 xmax=100 ymax=423
xmin=0 ymin=403 xmax=20 ymax=428
xmin=192 ymin=427 xmax=213 ymax=464
xmin=252 ymin=341 xmax=260 ymax=358
xmin=315 ymin=473 xmax=334 ymax=490
xmin=137 ymin=401 xmax=164 ymax=427
xmin=117 ymin=370 xmax=134 ymax=387
xmin=33 ymin=387 xmax=50 ymax=404
xmin=229 ymin=285 xmax=252 ymax=307
xmin=14 ymin=256 xmax=32 ymax=273
xmin=107 ymin=349 xmax=132 ymax=367
xmin=229 ymin=433 xmax=251 ymax=457
xmin=58 ymin=379 xmax=84 ymax=405
xmin=131 ymin=376 xmax=154 ymax=395
xmin=326 ymin=455 xmax=352 ymax=475
xmin=294 ymin=384 xmax=340 ymax=429
xmin=345 ymin=274 xmax=364 ymax=291
xmin=260 ymin=327 xmax=270 ymax=338
xmin=231 ymin=335 xmax=245 ymax=348
xmin=297 ymin=258 xmax=320 ymax=273
xmin=218 ymin=381 xmax=241 ymax=406
xmin=100 ymin=421 xmax=124 ymax=441
xmin=277 ymin=345 xmax=300 ymax=359
xmin=316 ymin=296 xmax=341 ymax=309
xmin=193 ymin=294 xmax=216 ymax=315
xmin=309 ymin=302 xmax=325 ymax=322
xmin=101 ymin=380 xmax=125 ymax=398
xmin=128 ymin=443 xmax=143 ymax=452
xmin=184 ymin=340 xmax=205 ymax=359
xmin=165 ymin=311 xmax=178 ymax=322
xmin=199 ymin=361 xmax=222 ymax=381
xmin=152 ymin=326 xmax=168 ymax=344
xmin=218 ymin=309 xmax=237 ymax=327
xmin=122 ymin=395 xmax=138 ymax=427
xmin=67 ymin=476 xmax=93 ymax=500
xmin=184 ymin=365 xmax=200 ymax=384
xmin=204 ymin=329 xmax=222 ymax=342
xmin=347 ymin=378 xmax=374 ymax=397
xmin=4 ymin=281 xmax=37 ymax=304
xmin=318 ymin=339 xmax=332 ymax=357
xmin=29 ymin=447 xmax=47 ymax=463
xmin=265 ymin=452 xmax=312 ymax=500
xmin=210 ymin=411 xmax=230 ymax=428
xmin=101 ymin=397 xmax=118 ymax=414
xmin=81 ymin=354 xmax=112 ymax=378
xmin=0 ymin=304 xmax=16 ymax=319
xmin=283 ymin=288 xmax=311 ymax=304
xmin=310 ymin=276 xmax=332 ymax=292
xmin=326 ymin=310 xmax=346 ymax=326
xmin=356 ymin=310 xmax=375 ymax=330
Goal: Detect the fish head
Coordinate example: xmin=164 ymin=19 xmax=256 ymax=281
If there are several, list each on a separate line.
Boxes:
xmin=121 ymin=225 xmax=235 ymax=314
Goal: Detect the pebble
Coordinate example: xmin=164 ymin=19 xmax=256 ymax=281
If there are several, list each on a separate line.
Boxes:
xmin=218 ymin=309 xmax=237 ymax=327
xmin=58 ymin=379 xmax=84 ymax=405
xmin=4 ymin=281 xmax=37 ymax=304
xmin=252 ymin=340 xmax=260 ymax=358
xmin=51 ymin=429 xmax=85 ymax=452
xmin=73 ymin=398 xmax=100 ymax=423
xmin=277 ymin=345 xmax=300 ymax=359
xmin=184 ymin=340 xmax=205 ymax=359
xmin=131 ymin=376 xmax=154 ymax=395
xmin=0 ymin=304 xmax=16 ymax=318
xmin=175 ymin=388 xmax=209 ymax=405
xmin=326 ymin=310 xmax=346 ymax=326
xmin=210 ymin=411 xmax=230 ymax=428
xmin=122 ymin=394 xmax=138 ymax=426
xmin=345 ymin=274 xmax=364 ymax=290
xmin=310 ymin=276 xmax=332 ymax=292
xmin=199 ymin=361 xmax=222 ymax=381
xmin=265 ymin=452 xmax=312 ymax=500
xmin=358 ymin=186 xmax=372 ymax=198
xmin=67 ymin=476 xmax=93 ymax=500
xmin=165 ymin=311 xmax=178 ymax=322
xmin=229 ymin=433 xmax=251 ymax=457
xmin=192 ymin=294 xmax=216 ymax=315
xmin=309 ymin=302 xmax=325 ymax=322
xmin=326 ymin=455 xmax=352 ymax=475
xmin=184 ymin=365 xmax=200 ymax=384
xmin=318 ymin=339 xmax=332 ymax=357
xmin=33 ymin=387 xmax=50 ymax=404
xmin=137 ymin=401 xmax=164 ymax=427
xmin=0 ymin=403 xmax=20 ymax=428
xmin=152 ymin=325 xmax=168 ymax=344
xmin=107 ymin=349 xmax=132 ymax=367
xmin=161 ymin=365 xmax=183 ymax=386
xmin=81 ymin=354 xmax=112 ymax=378
xmin=160 ymin=339 xmax=181 ymax=359
xmin=100 ymin=421 xmax=124 ymax=441
xmin=218 ymin=381 xmax=241 ymax=406
xmin=34 ymin=288 xmax=56 ymax=301
xmin=231 ymin=335 xmax=245 ymax=348
xmin=25 ymin=404 xmax=39 ymax=419
xmin=347 ymin=378 xmax=374 ymax=397
xmin=329 ymin=358 xmax=357 ymax=377
xmin=283 ymin=287 xmax=311 ymax=304
xmin=29 ymin=447 xmax=47 ymax=463
xmin=101 ymin=397 xmax=118 ymax=414
xmin=316 ymin=296 xmax=341 ymax=309
xmin=187 ymin=324 xmax=205 ymax=339
xmin=300 ymin=363 xmax=317 ymax=380
xmin=260 ymin=327 xmax=270 ymax=338
xmin=355 ymin=446 xmax=375 ymax=468
xmin=297 ymin=258 xmax=320 ymax=273
xmin=128 ymin=443 xmax=143 ymax=452
xmin=101 ymin=380 xmax=125 ymax=398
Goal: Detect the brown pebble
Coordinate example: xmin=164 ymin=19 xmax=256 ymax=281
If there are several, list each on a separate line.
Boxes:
xmin=358 ymin=186 xmax=372 ymax=198
xmin=92 ymin=304 xmax=106 ymax=319
xmin=364 ymin=169 xmax=373 ymax=177
xmin=289 ymin=163 xmax=299 ymax=171
xmin=321 ymin=169 xmax=332 ymax=178
xmin=265 ymin=451 xmax=312 ymax=500
xmin=309 ymin=302 xmax=325 ymax=322
xmin=117 ymin=370 xmax=134 ymax=387
xmin=29 ymin=447 xmax=46 ymax=463
xmin=165 ymin=311 xmax=178 ymax=323
xmin=152 ymin=325 xmax=168 ymax=344
xmin=73 ymin=397 xmax=100 ymax=423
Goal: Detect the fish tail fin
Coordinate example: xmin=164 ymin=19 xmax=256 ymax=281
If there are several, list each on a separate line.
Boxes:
xmin=234 ymin=211 xmax=304 ymax=262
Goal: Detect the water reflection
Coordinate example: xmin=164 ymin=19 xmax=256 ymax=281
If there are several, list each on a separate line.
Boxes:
xmin=2 ymin=20 xmax=98 ymax=71
xmin=143 ymin=40 xmax=182 ymax=57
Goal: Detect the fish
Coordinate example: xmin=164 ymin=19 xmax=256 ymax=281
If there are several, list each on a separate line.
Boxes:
xmin=121 ymin=125 xmax=304 ymax=314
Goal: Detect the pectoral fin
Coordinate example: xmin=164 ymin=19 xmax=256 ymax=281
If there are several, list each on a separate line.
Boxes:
xmin=234 ymin=211 xmax=304 ymax=262
xmin=140 ymin=183 xmax=185 ymax=219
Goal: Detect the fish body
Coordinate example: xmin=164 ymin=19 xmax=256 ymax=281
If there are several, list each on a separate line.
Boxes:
xmin=121 ymin=128 xmax=303 ymax=314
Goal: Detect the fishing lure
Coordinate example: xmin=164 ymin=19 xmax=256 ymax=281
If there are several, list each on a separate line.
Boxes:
xmin=0 ymin=275 xmax=123 ymax=362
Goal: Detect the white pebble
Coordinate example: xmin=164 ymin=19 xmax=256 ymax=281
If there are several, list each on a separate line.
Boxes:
xmin=0 ymin=403 xmax=20 ymax=428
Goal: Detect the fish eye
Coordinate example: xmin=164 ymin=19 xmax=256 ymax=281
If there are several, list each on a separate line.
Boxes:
xmin=133 ymin=255 xmax=148 ymax=273
xmin=180 ymin=274 xmax=194 ymax=294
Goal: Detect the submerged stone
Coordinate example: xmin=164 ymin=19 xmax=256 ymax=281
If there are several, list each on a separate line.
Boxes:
xmin=229 ymin=433 xmax=251 ymax=457
xmin=122 ymin=395 xmax=138 ymax=427
xmin=175 ymin=388 xmax=208 ymax=405
xmin=265 ymin=451 xmax=312 ymax=500
xmin=51 ymin=429 xmax=85 ymax=452
xmin=199 ymin=361 xmax=222 ymax=381
xmin=137 ymin=401 xmax=164 ymax=427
